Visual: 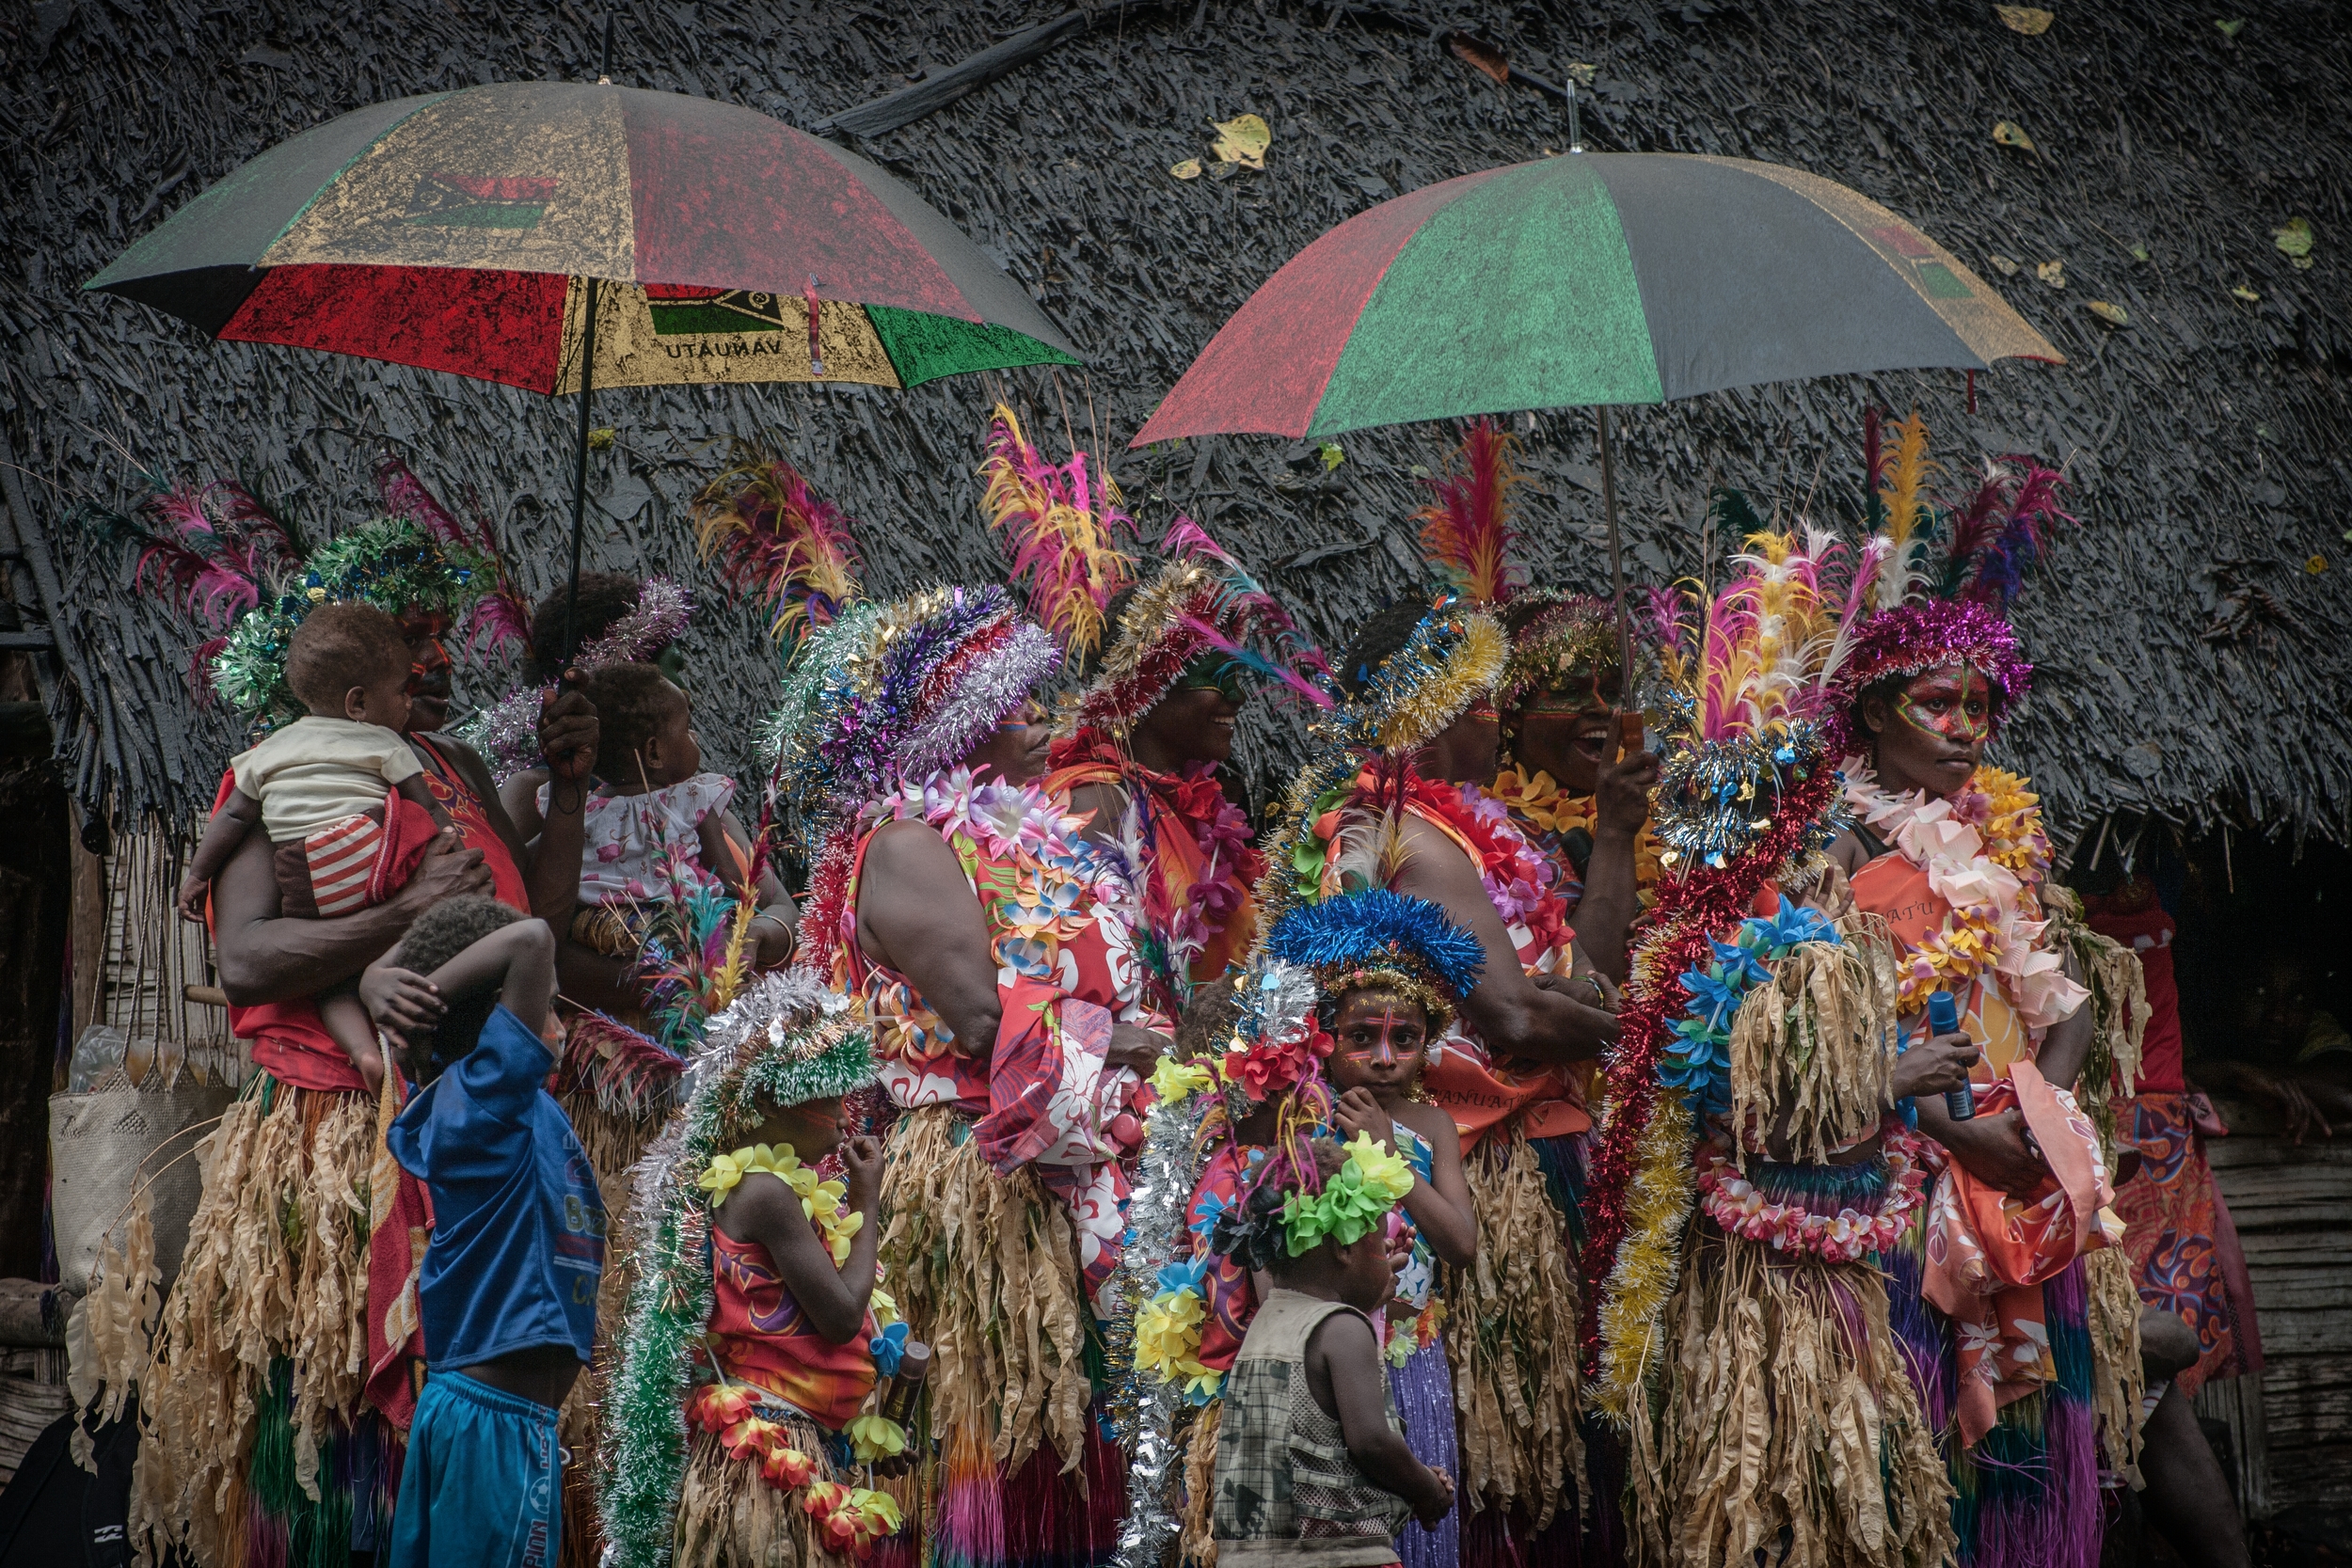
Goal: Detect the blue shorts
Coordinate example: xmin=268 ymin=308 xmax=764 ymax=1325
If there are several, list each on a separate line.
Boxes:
xmin=389 ymin=1370 xmax=564 ymax=1568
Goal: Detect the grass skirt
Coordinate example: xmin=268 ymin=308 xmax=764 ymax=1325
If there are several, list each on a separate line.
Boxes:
xmin=132 ymin=1073 xmax=389 ymax=1567
xmin=877 ymin=1104 xmax=1121 ymax=1567
xmin=1442 ymin=1132 xmax=1584 ymax=1535
xmin=1628 ymin=1222 xmax=1955 ymax=1568
xmin=674 ymin=1407 xmax=861 ymax=1568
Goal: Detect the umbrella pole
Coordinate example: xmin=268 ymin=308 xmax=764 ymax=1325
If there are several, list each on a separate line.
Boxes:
xmin=1597 ymin=404 xmax=1636 ymax=700
xmin=561 ymin=276 xmax=602 ymax=665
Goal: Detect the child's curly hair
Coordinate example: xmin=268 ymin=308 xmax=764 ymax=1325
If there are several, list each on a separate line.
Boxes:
xmin=390 ymin=895 xmax=523 ymax=1081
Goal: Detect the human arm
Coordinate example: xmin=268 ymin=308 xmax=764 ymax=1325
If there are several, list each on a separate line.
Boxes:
xmin=1061 ymin=781 xmax=1129 ymax=848
xmin=1327 ymin=1094 xmax=1474 ymax=1263
xmin=1303 ymin=1309 xmax=1454 ymax=1526
xmin=179 ymin=787 xmax=264 ymax=920
xmin=393 ymin=771 xmax=458 ymax=833
xmin=1568 ymin=748 xmax=1661 ymax=984
xmin=2030 ymin=947 xmax=2095 ymax=1092
xmin=698 ymin=809 xmax=799 ymax=969
xmin=854 ymin=820 xmax=1003 ymax=1055
xmin=1390 ymin=816 xmax=1617 ymax=1061
xmin=1889 ymin=1026 xmax=1981 ymax=1102
xmin=501 ymin=767 xmax=551 ymax=845
xmin=2191 ymin=1058 xmax=2337 ymax=1144
xmin=212 ymin=823 xmax=493 ymax=1005
xmin=715 ymin=1136 xmax=884 ymax=1346
xmin=1916 ymin=1101 xmax=2048 ymax=1195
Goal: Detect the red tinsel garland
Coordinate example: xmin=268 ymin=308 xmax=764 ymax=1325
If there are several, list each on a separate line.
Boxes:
xmin=1573 ymin=759 xmax=1841 ymax=1370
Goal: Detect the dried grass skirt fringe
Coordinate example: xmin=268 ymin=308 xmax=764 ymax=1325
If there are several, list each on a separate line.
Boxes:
xmin=1627 ymin=1224 xmax=1955 ymax=1568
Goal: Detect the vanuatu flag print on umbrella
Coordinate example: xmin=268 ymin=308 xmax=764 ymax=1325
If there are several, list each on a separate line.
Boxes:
xmin=85 ymin=80 xmax=1079 ymax=394
xmin=1134 ymin=151 xmax=2058 ymax=444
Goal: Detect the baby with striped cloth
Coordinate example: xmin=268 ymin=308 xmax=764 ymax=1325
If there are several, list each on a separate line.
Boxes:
xmin=178 ymin=599 xmax=454 ymax=1066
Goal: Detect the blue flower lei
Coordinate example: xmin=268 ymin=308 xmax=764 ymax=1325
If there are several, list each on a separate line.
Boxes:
xmin=1657 ymin=902 xmax=1843 ymax=1116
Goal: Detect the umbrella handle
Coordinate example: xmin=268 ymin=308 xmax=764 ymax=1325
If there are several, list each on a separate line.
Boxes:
xmin=1597 ymin=404 xmax=1636 ymax=712
xmin=563 ymin=275 xmax=603 ymax=664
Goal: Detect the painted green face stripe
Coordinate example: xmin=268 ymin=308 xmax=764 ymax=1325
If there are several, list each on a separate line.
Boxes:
xmin=1308 ymin=157 xmax=1661 ymax=437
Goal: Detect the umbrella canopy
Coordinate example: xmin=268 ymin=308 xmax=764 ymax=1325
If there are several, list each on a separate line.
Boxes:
xmin=1134 ymin=151 xmax=2058 ymax=445
xmin=86 ymin=80 xmax=1079 ymax=394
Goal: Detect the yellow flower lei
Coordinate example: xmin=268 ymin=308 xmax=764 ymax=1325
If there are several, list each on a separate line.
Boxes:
xmin=697 ymin=1144 xmax=865 ymax=1266
xmin=1486 ymin=764 xmax=1666 ymax=906
xmin=1852 ymin=765 xmax=2052 ymax=1013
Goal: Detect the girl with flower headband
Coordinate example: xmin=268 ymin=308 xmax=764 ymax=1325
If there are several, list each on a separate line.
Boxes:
xmin=1255 ymin=593 xmax=1613 ymax=1558
xmin=600 ymin=971 xmax=911 ymax=1568
xmin=771 ymin=579 xmax=1174 ymax=1568
xmin=1820 ymin=414 xmax=2147 ymax=1568
xmin=1204 ymin=1130 xmax=1454 ymax=1566
xmin=1584 ymin=522 xmax=1979 ymax=1568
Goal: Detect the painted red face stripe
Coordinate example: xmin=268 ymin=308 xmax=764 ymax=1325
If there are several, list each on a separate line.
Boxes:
xmin=218 ymin=264 xmax=568 ymax=392
xmin=1133 ymin=168 xmax=1502 ymax=445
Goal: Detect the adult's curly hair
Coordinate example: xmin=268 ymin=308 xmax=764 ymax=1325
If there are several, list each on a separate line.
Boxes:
xmin=390 ymin=895 xmax=526 ymax=1078
xmin=524 ymin=571 xmax=650 ymax=683
xmin=1335 ymin=600 xmax=1434 ymax=699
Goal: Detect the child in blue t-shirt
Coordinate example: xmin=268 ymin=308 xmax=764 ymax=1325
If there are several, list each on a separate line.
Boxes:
xmin=363 ymin=895 xmax=603 ymax=1568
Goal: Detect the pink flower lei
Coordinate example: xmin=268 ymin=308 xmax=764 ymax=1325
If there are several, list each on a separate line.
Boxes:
xmin=1694 ymin=1123 xmax=1931 ymax=1265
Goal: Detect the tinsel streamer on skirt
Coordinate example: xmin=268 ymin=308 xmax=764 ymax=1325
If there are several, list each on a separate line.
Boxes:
xmin=1442 ymin=1132 xmax=1584 ymax=1532
xmin=1629 ymin=1222 xmax=1953 ymax=1568
xmin=1112 ymin=1079 xmax=1211 ymax=1568
xmin=133 ymin=1075 xmax=380 ymax=1568
xmin=1890 ymin=1212 xmax=2102 ymax=1568
xmin=1391 ymin=1340 xmax=1459 ymax=1568
xmin=673 ymin=1408 xmax=859 ymax=1567
xmin=879 ymin=1105 xmax=1103 ymax=1568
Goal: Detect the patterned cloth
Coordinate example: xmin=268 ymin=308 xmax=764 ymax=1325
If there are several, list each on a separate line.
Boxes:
xmin=836 ymin=768 xmax=1170 ymax=1301
xmin=537 ymin=769 xmax=735 ymax=905
xmin=1213 ymin=1290 xmax=1409 ymax=1567
xmin=2113 ymin=1091 xmax=2263 ymax=1397
xmin=1044 ymin=738 xmax=1263 ymax=1009
xmin=707 ymin=1227 xmax=877 ymax=1430
xmin=1187 ymin=1120 xmax=1269 ymax=1375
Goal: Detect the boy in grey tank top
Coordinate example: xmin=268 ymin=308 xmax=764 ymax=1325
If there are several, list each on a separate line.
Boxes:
xmin=1208 ymin=1135 xmax=1454 ymax=1564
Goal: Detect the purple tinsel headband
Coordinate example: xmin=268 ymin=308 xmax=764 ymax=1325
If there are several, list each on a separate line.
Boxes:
xmin=456 ymin=577 xmax=694 ymax=784
xmin=1825 ymin=600 xmax=2030 ymax=754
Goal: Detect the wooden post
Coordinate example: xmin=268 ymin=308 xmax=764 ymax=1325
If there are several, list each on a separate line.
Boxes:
xmin=68 ymin=802 xmax=104 ymax=1041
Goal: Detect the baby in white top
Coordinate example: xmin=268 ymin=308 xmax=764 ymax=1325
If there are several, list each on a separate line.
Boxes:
xmin=179 ymin=602 xmax=456 ymax=1064
xmin=541 ymin=663 xmax=795 ymax=968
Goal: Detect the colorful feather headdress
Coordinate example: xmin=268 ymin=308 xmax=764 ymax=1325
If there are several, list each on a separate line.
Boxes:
xmin=211 ymin=516 xmax=486 ymax=730
xmin=981 ymin=404 xmax=1136 ymax=660
xmin=1644 ymin=515 xmax=1869 ymax=873
xmin=1415 ymin=416 xmax=1526 ymax=608
xmin=600 ymin=968 xmax=876 ymax=1568
xmin=65 ymin=472 xmax=308 ymax=700
xmin=1331 ymin=593 xmax=1507 ymax=753
xmin=1820 ymin=409 xmax=2065 ymax=752
xmin=1069 ymin=516 xmax=1331 ymax=737
xmin=764 ymin=584 xmax=1056 ymax=830
xmin=453 ymin=576 xmax=694 ymax=785
xmin=373 ymin=455 xmax=535 ymax=660
xmin=691 ymin=445 xmax=864 ymax=646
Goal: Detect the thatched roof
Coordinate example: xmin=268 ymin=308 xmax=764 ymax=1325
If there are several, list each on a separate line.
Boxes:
xmin=4 ymin=0 xmax=2346 ymax=846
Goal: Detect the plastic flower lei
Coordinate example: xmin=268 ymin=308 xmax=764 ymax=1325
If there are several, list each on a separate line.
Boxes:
xmin=697 ymin=1143 xmax=863 ymax=1264
xmin=1657 ymin=903 xmax=1843 ymax=1117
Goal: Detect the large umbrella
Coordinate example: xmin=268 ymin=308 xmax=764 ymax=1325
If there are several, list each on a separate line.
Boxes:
xmin=87 ymin=74 xmax=1081 ymax=652
xmin=1132 ymin=151 xmax=2061 ymax=672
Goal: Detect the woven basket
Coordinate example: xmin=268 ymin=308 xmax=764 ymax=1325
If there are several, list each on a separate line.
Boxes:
xmin=48 ymin=1079 xmax=233 ymax=1296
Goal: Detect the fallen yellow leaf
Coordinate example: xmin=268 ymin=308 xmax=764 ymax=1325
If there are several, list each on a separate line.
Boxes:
xmin=1988 ymin=253 xmax=2021 ymax=277
xmin=2305 ymin=555 xmax=2328 ymax=575
xmin=1169 ymin=159 xmax=1201 ymax=181
xmin=2086 ymin=300 xmax=2129 ymax=325
xmin=2232 ymin=285 xmax=2261 ymax=302
xmin=1993 ymin=119 xmax=2037 ymax=151
xmin=2274 ymin=216 xmax=2314 ymax=269
xmin=1994 ymin=6 xmax=2055 ymax=34
xmin=2037 ymin=259 xmax=2066 ymax=289
xmin=1211 ymin=114 xmax=1270 ymax=170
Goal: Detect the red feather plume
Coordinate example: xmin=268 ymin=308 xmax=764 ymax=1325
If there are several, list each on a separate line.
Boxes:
xmin=1415 ymin=417 xmax=1525 ymax=606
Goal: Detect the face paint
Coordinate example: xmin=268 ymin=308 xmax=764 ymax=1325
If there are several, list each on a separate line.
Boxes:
xmin=1178 ymin=653 xmax=1250 ymax=705
xmin=1335 ymin=1001 xmax=1426 ymax=1068
xmin=1893 ymin=665 xmax=1993 ymax=742
xmin=1464 ymin=704 xmax=1500 ymax=724
xmin=1524 ymin=662 xmax=1622 ymax=717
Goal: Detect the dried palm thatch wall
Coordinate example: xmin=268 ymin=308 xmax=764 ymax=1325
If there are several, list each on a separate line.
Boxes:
xmin=2 ymin=0 xmax=2346 ymax=849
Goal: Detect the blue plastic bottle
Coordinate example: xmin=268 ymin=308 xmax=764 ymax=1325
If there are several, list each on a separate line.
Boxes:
xmin=1928 ymin=990 xmax=1974 ymax=1121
